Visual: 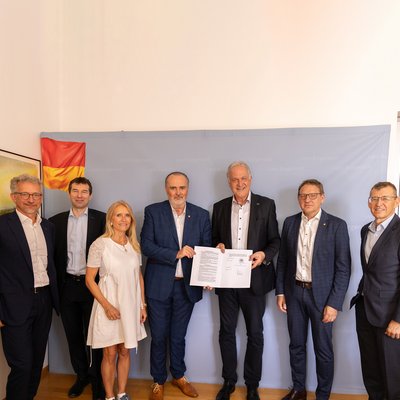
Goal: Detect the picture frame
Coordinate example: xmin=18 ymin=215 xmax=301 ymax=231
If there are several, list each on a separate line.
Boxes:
xmin=0 ymin=149 xmax=41 ymax=215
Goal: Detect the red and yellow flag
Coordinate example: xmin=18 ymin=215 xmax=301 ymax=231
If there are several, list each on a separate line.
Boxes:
xmin=41 ymin=138 xmax=86 ymax=191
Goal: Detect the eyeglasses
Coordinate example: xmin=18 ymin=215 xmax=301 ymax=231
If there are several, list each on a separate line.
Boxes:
xmin=13 ymin=192 xmax=42 ymax=200
xmin=368 ymin=196 xmax=397 ymax=203
xmin=298 ymin=193 xmax=321 ymax=200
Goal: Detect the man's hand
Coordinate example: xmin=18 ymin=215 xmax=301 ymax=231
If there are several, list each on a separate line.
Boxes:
xmin=0 ymin=320 xmax=4 ymax=328
xmin=216 ymin=243 xmax=226 ymax=253
xmin=250 ymin=251 xmax=265 ymax=269
xmin=385 ymin=320 xmax=400 ymax=339
xmin=322 ymin=305 xmax=338 ymax=323
xmin=276 ymin=295 xmax=287 ymax=313
xmin=176 ymin=245 xmax=195 ymax=259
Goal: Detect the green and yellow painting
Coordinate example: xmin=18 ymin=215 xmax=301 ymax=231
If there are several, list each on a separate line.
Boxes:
xmin=0 ymin=154 xmax=40 ymax=215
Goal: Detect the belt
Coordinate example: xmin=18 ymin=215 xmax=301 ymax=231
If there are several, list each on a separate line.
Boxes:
xmin=174 ymin=277 xmax=184 ymax=281
xmin=32 ymin=285 xmax=49 ymax=294
xmin=295 ymin=280 xmax=312 ymax=289
xmin=66 ymin=273 xmax=86 ymax=282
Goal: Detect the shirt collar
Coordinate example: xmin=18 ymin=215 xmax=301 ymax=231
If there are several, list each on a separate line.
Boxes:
xmin=69 ymin=207 xmax=89 ymax=218
xmin=369 ymin=213 xmax=395 ymax=233
xmin=301 ymin=208 xmax=322 ymax=223
xmin=16 ymin=209 xmax=42 ymax=225
xmin=170 ymin=203 xmax=186 ymax=217
xmin=232 ymin=192 xmax=252 ymax=206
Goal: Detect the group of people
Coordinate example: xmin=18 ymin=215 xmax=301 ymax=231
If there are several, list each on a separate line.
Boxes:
xmin=0 ymin=161 xmax=399 ymax=400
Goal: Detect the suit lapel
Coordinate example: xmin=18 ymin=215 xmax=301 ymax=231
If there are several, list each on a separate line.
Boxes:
xmin=164 ymin=201 xmax=179 ymax=246
xmin=8 ymin=212 xmax=33 ymax=269
xmin=312 ymin=210 xmax=328 ymax=259
xmin=247 ymin=193 xmax=259 ymax=249
xmin=223 ymin=198 xmax=233 ymax=249
xmin=182 ymin=203 xmax=192 ymax=244
xmin=367 ymin=215 xmax=400 ymax=268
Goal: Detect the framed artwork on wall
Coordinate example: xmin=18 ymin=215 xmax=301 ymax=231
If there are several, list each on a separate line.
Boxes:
xmin=0 ymin=149 xmax=41 ymax=215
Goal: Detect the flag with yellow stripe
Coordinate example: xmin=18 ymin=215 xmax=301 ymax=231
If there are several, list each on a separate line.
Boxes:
xmin=41 ymin=138 xmax=86 ymax=191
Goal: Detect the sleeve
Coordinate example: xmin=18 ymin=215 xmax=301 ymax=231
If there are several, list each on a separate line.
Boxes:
xmin=140 ymin=206 xmax=178 ymax=266
xmin=87 ymin=238 xmax=105 ymax=268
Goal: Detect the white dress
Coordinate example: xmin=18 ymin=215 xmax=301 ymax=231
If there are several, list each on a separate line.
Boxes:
xmin=87 ymin=237 xmax=147 ymax=349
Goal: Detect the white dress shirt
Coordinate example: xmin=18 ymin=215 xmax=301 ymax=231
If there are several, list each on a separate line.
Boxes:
xmin=67 ymin=208 xmax=88 ymax=275
xmin=171 ymin=205 xmax=186 ymax=278
xmin=16 ymin=209 xmax=49 ymax=288
xmin=296 ymin=209 xmax=322 ymax=282
xmin=231 ymin=193 xmax=251 ymax=250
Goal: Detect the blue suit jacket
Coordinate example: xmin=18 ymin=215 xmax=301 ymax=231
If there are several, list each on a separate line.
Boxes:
xmin=0 ymin=211 xmax=59 ymax=325
xmin=141 ymin=200 xmax=212 ymax=303
xmin=276 ymin=209 xmax=351 ymax=312
xmin=351 ymin=214 xmax=400 ymax=327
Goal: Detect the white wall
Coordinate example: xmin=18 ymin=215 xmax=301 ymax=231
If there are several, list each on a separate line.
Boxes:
xmin=1 ymin=0 xmax=400 ymax=397
xmin=0 ymin=0 xmax=61 ymax=397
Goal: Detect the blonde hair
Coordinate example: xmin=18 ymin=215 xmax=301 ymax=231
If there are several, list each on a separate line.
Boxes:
xmin=103 ymin=200 xmax=141 ymax=253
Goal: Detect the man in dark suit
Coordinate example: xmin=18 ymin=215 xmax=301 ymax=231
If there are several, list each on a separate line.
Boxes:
xmin=49 ymin=177 xmax=106 ymax=400
xmin=212 ymin=161 xmax=280 ymax=400
xmin=276 ymin=179 xmax=351 ymax=400
xmin=0 ymin=174 xmax=59 ymax=399
xmin=351 ymin=181 xmax=400 ymax=400
xmin=141 ymin=171 xmax=212 ymax=400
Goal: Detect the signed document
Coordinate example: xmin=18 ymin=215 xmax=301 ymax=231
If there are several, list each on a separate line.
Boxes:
xmin=190 ymin=246 xmax=252 ymax=288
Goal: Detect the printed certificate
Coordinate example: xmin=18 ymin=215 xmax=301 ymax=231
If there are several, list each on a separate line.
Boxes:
xmin=190 ymin=246 xmax=252 ymax=288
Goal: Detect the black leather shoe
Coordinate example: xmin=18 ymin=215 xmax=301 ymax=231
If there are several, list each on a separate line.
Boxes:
xmin=216 ymin=381 xmax=236 ymax=400
xmin=281 ymin=388 xmax=307 ymax=400
xmin=247 ymin=387 xmax=260 ymax=400
xmin=68 ymin=377 xmax=90 ymax=398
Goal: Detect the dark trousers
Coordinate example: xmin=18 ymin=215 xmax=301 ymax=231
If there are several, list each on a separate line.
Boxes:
xmin=60 ymin=276 xmax=102 ymax=389
xmin=217 ymin=288 xmax=266 ymax=388
xmin=356 ymin=298 xmax=400 ymax=400
xmin=286 ymin=285 xmax=333 ymax=400
xmin=147 ymin=279 xmax=195 ymax=384
xmin=1 ymin=287 xmax=52 ymax=400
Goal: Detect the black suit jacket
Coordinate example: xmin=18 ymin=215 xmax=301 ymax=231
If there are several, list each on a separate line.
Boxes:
xmin=0 ymin=211 xmax=59 ymax=325
xmin=351 ymin=214 xmax=400 ymax=327
xmin=212 ymin=193 xmax=280 ymax=295
xmin=49 ymin=208 xmax=106 ymax=296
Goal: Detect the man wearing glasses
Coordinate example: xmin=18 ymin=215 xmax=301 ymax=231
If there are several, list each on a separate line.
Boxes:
xmin=276 ymin=179 xmax=351 ymax=400
xmin=351 ymin=182 xmax=400 ymax=400
xmin=0 ymin=174 xmax=59 ymax=399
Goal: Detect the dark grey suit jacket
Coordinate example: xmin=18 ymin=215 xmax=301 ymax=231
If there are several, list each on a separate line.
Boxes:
xmin=351 ymin=214 xmax=400 ymax=327
xmin=212 ymin=193 xmax=280 ymax=295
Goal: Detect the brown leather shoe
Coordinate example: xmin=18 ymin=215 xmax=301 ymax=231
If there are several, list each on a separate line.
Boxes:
xmin=149 ymin=383 xmax=164 ymax=400
xmin=171 ymin=376 xmax=199 ymax=398
xmin=281 ymin=388 xmax=307 ymax=400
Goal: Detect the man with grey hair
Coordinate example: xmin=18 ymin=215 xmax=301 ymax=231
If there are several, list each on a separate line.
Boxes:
xmin=0 ymin=174 xmax=59 ymax=399
xmin=212 ymin=162 xmax=280 ymax=400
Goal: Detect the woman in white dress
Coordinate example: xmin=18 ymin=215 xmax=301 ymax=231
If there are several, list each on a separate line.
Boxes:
xmin=86 ymin=200 xmax=147 ymax=400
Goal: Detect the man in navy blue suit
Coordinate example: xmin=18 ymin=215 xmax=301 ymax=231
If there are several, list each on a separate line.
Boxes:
xmin=0 ymin=174 xmax=59 ymax=399
xmin=276 ymin=179 xmax=351 ymax=400
xmin=212 ymin=161 xmax=280 ymax=400
xmin=351 ymin=181 xmax=400 ymax=400
xmin=141 ymin=171 xmax=212 ymax=400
